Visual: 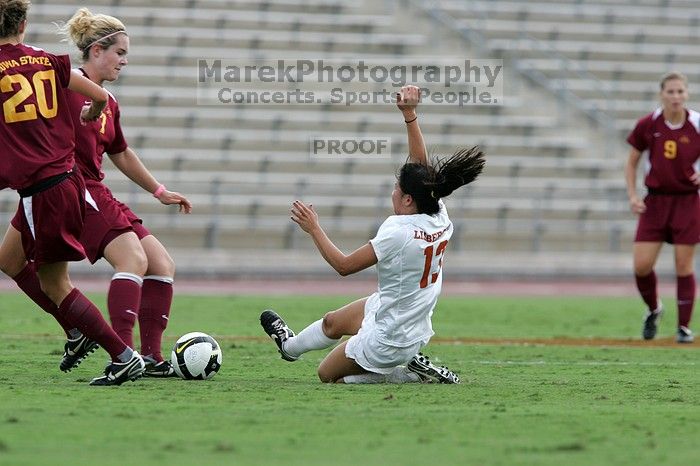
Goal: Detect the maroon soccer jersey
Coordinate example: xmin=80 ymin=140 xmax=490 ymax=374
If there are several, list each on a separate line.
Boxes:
xmin=65 ymin=69 xmax=127 ymax=182
xmin=627 ymin=108 xmax=700 ymax=194
xmin=0 ymin=43 xmax=75 ymax=190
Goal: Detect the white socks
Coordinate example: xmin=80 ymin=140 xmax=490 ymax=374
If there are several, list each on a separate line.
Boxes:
xmin=342 ymin=366 xmax=422 ymax=384
xmin=342 ymin=372 xmax=386 ymax=384
xmin=281 ymin=319 xmax=422 ymax=385
xmin=386 ymin=366 xmax=422 ymax=384
xmin=283 ymin=319 xmax=339 ymax=358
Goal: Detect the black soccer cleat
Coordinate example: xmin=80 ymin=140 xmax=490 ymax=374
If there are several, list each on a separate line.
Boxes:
xmin=260 ymin=310 xmax=298 ymax=362
xmin=142 ymin=355 xmax=177 ymax=378
xmin=642 ymin=307 xmax=663 ymax=340
xmin=407 ymin=353 xmax=460 ymax=384
xmin=89 ymin=352 xmax=146 ymax=386
xmin=60 ymin=334 xmax=99 ymax=372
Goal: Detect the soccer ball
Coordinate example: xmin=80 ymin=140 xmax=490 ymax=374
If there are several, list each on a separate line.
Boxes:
xmin=171 ymin=332 xmax=222 ymax=380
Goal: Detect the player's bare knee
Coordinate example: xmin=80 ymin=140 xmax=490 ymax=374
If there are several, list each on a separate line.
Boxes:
xmin=317 ymin=367 xmax=335 ymax=383
xmin=322 ymin=312 xmax=342 ymax=339
xmin=164 ymin=255 xmax=176 ymax=277
xmin=148 ymin=253 xmax=175 ymax=277
xmin=633 ymin=261 xmax=654 ymax=277
xmin=133 ymin=249 xmax=148 ymax=276
xmin=37 ymin=280 xmax=65 ymax=305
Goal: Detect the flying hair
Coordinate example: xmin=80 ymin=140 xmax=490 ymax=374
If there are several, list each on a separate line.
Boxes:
xmin=398 ymin=146 xmax=485 ymax=215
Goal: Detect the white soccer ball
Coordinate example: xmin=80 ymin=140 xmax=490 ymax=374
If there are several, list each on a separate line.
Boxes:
xmin=171 ymin=332 xmax=222 ymax=380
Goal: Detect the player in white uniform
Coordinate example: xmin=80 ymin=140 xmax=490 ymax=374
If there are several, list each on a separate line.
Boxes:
xmin=261 ymin=85 xmax=485 ymax=384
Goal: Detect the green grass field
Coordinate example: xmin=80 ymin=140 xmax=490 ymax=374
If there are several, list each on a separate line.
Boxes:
xmin=0 ymin=292 xmax=697 ymax=466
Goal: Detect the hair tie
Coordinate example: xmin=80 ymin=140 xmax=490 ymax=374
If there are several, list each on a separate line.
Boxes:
xmin=86 ymin=30 xmax=127 ymax=50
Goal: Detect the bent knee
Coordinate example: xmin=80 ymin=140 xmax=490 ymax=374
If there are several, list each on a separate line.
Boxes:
xmin=633 ymin=260 xmax=654 ymax=277
xmin=317 ymin=367 xmax=336 ymax=383
xmin=108 ymin=247 xmax=148 ymax=276
xmin=134 ymin=250 xmax=149 ymax=276
xmin=322 ymin=312 xmax=342 ymax=340
xmin=148 ymin=253 xmax=175 ymax=277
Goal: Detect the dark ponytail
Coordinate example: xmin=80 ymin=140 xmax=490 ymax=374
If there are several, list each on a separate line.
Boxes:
xmin=398 ymin=146 xmax=485 ymax=215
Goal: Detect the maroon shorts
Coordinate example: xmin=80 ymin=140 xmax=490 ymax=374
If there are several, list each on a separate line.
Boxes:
xmin=635 ymin=192 xmax=700 ymax=244
xmin=80 ymin=181 xmax=151 ymax=264
xmin=11 ymin=172 xmax=87 ymax=266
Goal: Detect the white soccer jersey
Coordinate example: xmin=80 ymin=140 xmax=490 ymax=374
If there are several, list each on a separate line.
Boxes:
xmin=368 ymin=200 xmax=453 ymax=347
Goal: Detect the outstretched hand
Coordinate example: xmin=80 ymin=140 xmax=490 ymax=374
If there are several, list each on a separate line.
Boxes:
xmin=157 ymin=190 xmax=192 ymax=214
xmin=291 ymin=200 xmax=319 ymax=234
xmin=397 ymin=84 xmax=421 ymax=118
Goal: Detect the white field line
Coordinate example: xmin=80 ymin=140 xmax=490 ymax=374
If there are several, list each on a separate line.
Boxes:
xmin=467 ymin=360 xmax=697 ymax=366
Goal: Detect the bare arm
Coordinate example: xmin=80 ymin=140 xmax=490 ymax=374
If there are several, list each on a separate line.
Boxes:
xmin=67 ymin=70 xmax=107 ymax=122
xmin=397 ymin=85 xmax=427 ymax=166
xmin=291 ymin=200 xmax=378 ymax=276
xmin=624 ymin=147 xmax=645 ymax=214
xmin=109 ymin=147 xmax=192 ymax=213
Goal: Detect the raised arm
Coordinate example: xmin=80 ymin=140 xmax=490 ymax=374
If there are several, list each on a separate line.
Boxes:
xmin=397 ymin=85 xmax=427 ymax=166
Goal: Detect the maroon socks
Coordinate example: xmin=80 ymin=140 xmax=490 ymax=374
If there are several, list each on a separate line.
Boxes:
xmin=635 ymin=271 xmax=659 ymax=312
xmin=13 ymin=263 xmax=75 ymax=337
xmin=107 ymin=273 xmax=143 ymax=348
xmin=57 ymin=288 xmax=127 ymax=361
xmin=138 ymin=276 xmax=173 ymax=362
xmin=677 ymin=274 xmax=695 ymax=328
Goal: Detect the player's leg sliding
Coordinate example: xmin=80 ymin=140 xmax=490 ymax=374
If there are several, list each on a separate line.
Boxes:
xmin=260 ymin=310 xmax=300 ymax=361
xmin=284 ymin=318 xmax=340 ymax=358
xmin=260 ymin=310 xmax=342 ymax=361
xmin=406 ymin=353 xmax=461 ymax=384
xmin=341 ymin=358 xmax=460 ymax=384
xmin=341 ymin=367 xmax=422 ymax=384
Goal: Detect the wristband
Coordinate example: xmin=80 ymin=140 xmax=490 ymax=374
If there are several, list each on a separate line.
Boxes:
xmin=153 ymin=184 xmax=166 ymax=198
xmin=404 ymin=116 xmax=418 ymax=124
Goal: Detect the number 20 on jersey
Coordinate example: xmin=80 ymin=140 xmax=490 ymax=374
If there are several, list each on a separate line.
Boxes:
xmin=1 ymin=70 xmax=57 ymax=123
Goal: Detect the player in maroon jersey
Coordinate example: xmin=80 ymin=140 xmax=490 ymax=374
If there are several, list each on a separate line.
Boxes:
xmin=61 ymin=8 xmax=192 ymax=376
xmin=625 ymin=72 xmax=700 ymax=343
xmin=0 ymin=7 xmax=192 ymax=377
xmin=0 ymin=0 xmax=145 ymax=385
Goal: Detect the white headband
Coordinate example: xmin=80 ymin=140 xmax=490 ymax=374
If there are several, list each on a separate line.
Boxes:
xmin=86 ymin=30 xmax=127 ymax=50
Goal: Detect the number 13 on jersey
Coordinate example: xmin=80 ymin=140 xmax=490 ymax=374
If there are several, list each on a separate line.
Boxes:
xmin=420 ymin=240 xmax=448 ymax=288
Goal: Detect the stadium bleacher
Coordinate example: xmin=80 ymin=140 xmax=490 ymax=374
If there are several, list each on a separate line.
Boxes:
xmin=1 ymin=0 xmax=689 ymax=277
